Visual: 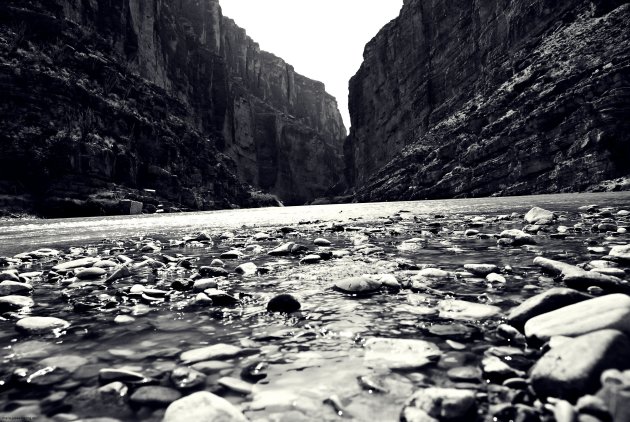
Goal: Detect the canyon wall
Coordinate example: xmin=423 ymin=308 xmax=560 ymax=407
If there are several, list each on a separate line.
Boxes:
xmin=345 ymin=0 xmax=630 ymax=201
xmin=0 ymin=0 xmax=345 ymax=215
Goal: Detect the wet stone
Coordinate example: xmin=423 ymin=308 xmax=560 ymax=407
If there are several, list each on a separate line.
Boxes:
xmin=99 ymin=368 xmax=150 ymax=384
xmin=192 ymin=278 xmax=218 ymax=291
xmin=192 ymin=361 xmax=234 ymax=374
xmin=163 ymin=391 xmax=247 ymax=422
xmin=333 ymin=276 xmax=382 ymax=295
xmin=267 ymin=294 xmax=301 ymax=313
xmin=463 ymin=264 xmax=498 ymax=276
xmin=130 ymin=386 xmax=182 ymax=407
xmin=426 ymin=323 xmax=481 ymax=341
xmin=202 ymin=289 xmax=239 ymax=306
xmin=0 ymin=295 xmax=34 ymax=312
xmin=402 ymin=387 xmax=476 ymax=421
xmin=75 ymin=267 xmax=107 ymax=280
xmin=170 ymin=366 xmax=206 ymax=389
xmin=235 ymin=262 xmax=257 ymax=275
xmin=525 ymin=207 xmax=555 ymax=224
xmin=218 ymin=376 xmax=255 ymax=394
xmin=299 ymin=254 xmax=321 ymax=264
xmin=437 ymin=299 xmax=501 ymax=321
xmin=199 ymin=266 xmax=229 ymax=278
xmin=447 ymin=366 xmax=482 ymax=382
xmin=16 ymin=316 xmax=70 ymax=334
xmin=314 ymin=238 xmax=332 ymax=246
xmin=364 ymin=337 xmax=441 ymax=370
xmin=0 ymin=280 xmax=33 ymax=295
xmin=180 ymin=344 xmax=244 ymax=364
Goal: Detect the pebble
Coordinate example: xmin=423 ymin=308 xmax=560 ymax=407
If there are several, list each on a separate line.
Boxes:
xmin=191 ymin=361 xmax=234 ymax=374
xmin=267 ymin=294 xmax=301 ymax=313
xmin=524 ymin=207 xmax=555 ymax=224
xmin=52 ymin=257 xmax=99 ymax=272
xmin=0 ymin=280 xmax=33 ymax=295
xmin=170 ymin=366 xmax=206 ymax=389
xmin=220 ymin=249 xmax=243 ymax=260
xmin=447 ymin=366 xmax=482 ymax=382
xmin=486 ymin=273 xmax=506 ymax=283
xmin=218 ymin=376 xmax=255 ymax=394
xmin=268 ymin=243 xmax=295 ymax=256
xmin=464 ymin=263 xmax=498 ymax=276
xmin=437 ymin=299 xmax=501 ymax=320
xmin=299 ymin=254 xmax=321 ymax=264
xmin=192 ymin=278 xmax=218 ymax=291
xmin=235 ymin=262 xmax=257 ymax=275
xmin=314 ymin=238 xmax=331 ymax=246
xmin=364 ymin=337 xmax=441 ymax=370
xmin=609 ymin=244 xmax=630 ymax=261
xmin=202 ymin=288 xmax=239 ymax=306
xmin=163 ymin=391 xmax=248 ymax=422
xmin=75 ymin=267 xmax=107 ymax=280
xmin=402 ymin=387 xmax=476 ymax=420
xmin=99 ymin=368 xmax=150 ymax=384
xmin=198 ymin=266 xmax=229 ymax=278
xmin=16 ymin=316 xmax=70 ymax=334
xmin=499 ymin=229 xmax=537 ymax=245
xmin=180 ymin=344 xmax=244 ymax=364
xmin=0 ymin=295 xmax=34 ymax=312
xmin=333 ymin=276 xmax=382 ymax=294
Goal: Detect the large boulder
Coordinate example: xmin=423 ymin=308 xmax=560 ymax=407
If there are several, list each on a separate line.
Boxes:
xmin=507 ymin=288 xmax=591 ymax=331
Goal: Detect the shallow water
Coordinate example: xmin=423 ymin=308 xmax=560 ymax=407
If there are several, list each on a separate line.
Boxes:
xmin=1 ymin=192 xmax=629 ymax=421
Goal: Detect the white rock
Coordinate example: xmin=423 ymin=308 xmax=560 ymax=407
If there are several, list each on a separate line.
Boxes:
xmin=164 ymin=391 xmax=247 ymax=422
xmin=438 ymin=299 xmax=501 ymax=320
xmin=364 ymin=337 xmax=441 ymax=369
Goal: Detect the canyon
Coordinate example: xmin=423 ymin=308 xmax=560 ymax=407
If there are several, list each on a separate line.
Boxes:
xmin=345 ymin=0 xmax=630 ymax=201
xmin=0 ymin=0 xmax=345 ymax=216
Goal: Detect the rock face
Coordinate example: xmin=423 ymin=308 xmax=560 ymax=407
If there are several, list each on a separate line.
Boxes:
xmin=0 ymin=0 xmax=345 ymax=216
xmin=345 ymin=0 xmax=630 ymax=201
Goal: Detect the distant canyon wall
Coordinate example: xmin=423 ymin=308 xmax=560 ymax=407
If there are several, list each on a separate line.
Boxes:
xmin=345 ymin=0 xmax=630 ymax=201
xmin=0 ymin=0 xmax=345 ymax=215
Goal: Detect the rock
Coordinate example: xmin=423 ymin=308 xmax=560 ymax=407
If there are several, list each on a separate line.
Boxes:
xmin=220 ymin=250 xmax=243 ymax=260
xmin=299 ymin=254 xmax=321 ymax=264
xmin=199 ymin=266 xmax=229 ymax=278
xmin=0 ymin=280 xmax=33 ymax=295
xmin=16 ymin=316 xmax=70 ymax=334
xmin=0 ymin=271 xmax=20 ymax=282
xmin=524 ymin=293 xmax=630 ymax=342
xmin=163 ymin=391 xmax=247 ymax=422
xmin=192 ymin=361 xmax=234 ymax=374
xmin=39 ymin=355 xmax=88 ymax=372
xmin=364 ymin=337 xmax=441 ymax=369
xmin=530 ymin=329 xmax=630 ymax=400
xmin=75 ymin=267 xmax=107 ymax=280
xmin=268 ymin=243 xmax=295 ymax=256
xmin=99 ymin=368 xmax=150 ymax=384
xmin=402 ymin=388 xmax=476 ymax=420
xmin=486 ymin=273 xmax=506 ymax=283
xmin=447 ymin=366 xmax=482 ymax=382
xmin=333 ymin=276 xmax=382 ymax=295
xmin=499 ymin=230 xmax=537 ymax=246
xmin=170 ymin=366 xmax=206 ymax=389
xmin=203 ymin=289 xmax=239 ymax=306
xmin=437 ymin=299 xmax=501 ymax=320
xmin=482 ymin=356 xmax=525 ymax=382
xmin=418 ymin=268 xmax=451 ymax=278
xmin=314 ymin=238 xmax=332 ymax=246
xmin=52 ymin=257 xmax=99 ymax=272
xmin=218 ymin=376 xmax=255 ymax=394
xmin=609 ymin=244 xmax=630 ymax=261
xmin=0 ymin=295 xmax=34 ymax=312
xmin=235 ymin=262 xmax=257 ymax=275
xmin=130 ymin=386 xmax=181 ymax=406
xmin=105 ymin=265 xmax=131 ymax=283
xmin=267 ymin=294 xmax=301 ymax=313
xmin=180 ymin=344 xmax=244 ymax=364
xmin=192 ymin=278 xmax=218 ymax=291
xmin=534 ymin=257 xmax=628 ymax=293
xmin=114 ymin=315 xmax=135 ymax=324
xmin=525 ymin=207 xmax=555 ymax=224
xmin=463 ymin=264 xmax=498 ymax=276
xmin=507 ymin=287 xmax=592 ymax=331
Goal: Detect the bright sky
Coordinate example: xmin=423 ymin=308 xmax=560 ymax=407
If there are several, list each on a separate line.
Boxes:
xmin=220 ymin=0 xmax=404 ymax=130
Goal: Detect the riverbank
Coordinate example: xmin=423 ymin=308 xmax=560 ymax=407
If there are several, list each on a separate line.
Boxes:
xmin=0 ymin=194 xmax=629 ymax=421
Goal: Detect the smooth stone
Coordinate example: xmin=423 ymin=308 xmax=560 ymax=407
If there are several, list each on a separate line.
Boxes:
xmin=427 ymin=323 xmax=480 ymax=341
xmin=0 ymin=295 xmax=34 ymax=312
xmin=180 ymin=344 xmax=244 ymax=364
xmin=267 ymin=294 xmax=301 ymax=313
xmin=39 ymin=355 xmax=88 ymax=372
xmin=499 ymin=229 xmax=537 ymax=245
xmin=609 ymin=244 xmax=630 ymax=261
xmin=191 ymin=361 xmax=234 ymax=374
xmin=402 ymin=387 xmax=476 ymax=420
xmin=192 ymin=279 xmax=218 ymax=291
xmin=534 ymin=257 xmax=627 ymax=293
xmin=198 ymin=266 xmax=229 ymax=278
xmin=0 ymin=280 xmax=33 ymax=295
xmin=525 ymin=207 xmax=555 ymax=224
xmin=524 ymin=293 xmax=630 ymax=342
xmin=464 ymin=229 xmax=479 ymax=236
xmin=507 ymin=287 xmax=591 ymax=331
xmin=210 ymin=259 xmax=225 ymax=267
xmin=314 ymin=238 xmax=331 ymax=246
xmin=418 ymin=268 xmax=450 ymax=278
xmin=220 ymin=250 xmax=242 ymax=260
xmin=463 ymin=264 xmax=498 ymax=276
xmin=447 ymin=366 xmax=482 ymax=382
xmin=99 ymin=368 xmax=149 ymax=384
xmin=530 ymin=329 xmax=630 ymax=400
xmin=364 ymin=337 xmax=441 ymax=369
xmin=105 ymin=265 xmax=131 ymax=283
xmin=333 ymin=276 xmax=382 ymax=294
xmin=75 ymin=267 xmax=107 ymax=280
xmin=163 ymin=391 xmax=247 ymax=422
xmin=52 ymin=257 xmax=99 ymax=271
xmin=114 ymin=315 xmax=135 ymax=324
xmin=553 ymin=400 xmax=577 ymax=422
xmin=16 ymin=316 xmax=70 ymax=334
xmin=486 ymin=273 xmax=506 ymax=283
xmin=93 ymin=260 xmax=118 ymax=268
xmin=235 ymin=262 xmax=257 ymax=275
xmin=268 ymin=243 xmax=295 ymax=256
xmin=0 ymin=271 xmax=20 ymax=282
xmin=203 ymin=289 xmax=239 ymax=306
xmin=437 ymin=299 xmax=501 ymax=321
xmin=170 ymin=366 xmax=206 ymax=389
xmin=482 ymin=356 xmax=525 ymax=381
xmin=299 ymin=254 xmax=321 ymax=264
xmin=218 ymin=377 xmax=255 ymax=394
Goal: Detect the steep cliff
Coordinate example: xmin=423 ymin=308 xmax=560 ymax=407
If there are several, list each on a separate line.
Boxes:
xmin=346 ymin=0 xmax=630 ymax=201
xmin=0 ymin=0 xmax=345 ymax=216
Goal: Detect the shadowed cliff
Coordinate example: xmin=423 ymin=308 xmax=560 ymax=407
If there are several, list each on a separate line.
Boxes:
xmin=345 ymin=0 xmax=630 ymax=201
xmin=0 ymin=0 xmax=345 ymax=216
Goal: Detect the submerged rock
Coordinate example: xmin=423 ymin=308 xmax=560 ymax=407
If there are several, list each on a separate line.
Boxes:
xmin=401 ymin=387 xmax=476 ymax=421
xmin=437 ymin=299 xmax=501 ymax=321
xmin=15 ymin=317 xmax=70 ymax=334
xmin=364 ymin=337 xmax=441 ymax=369
xmin=180 ymin=344 xmax=244 ymax=364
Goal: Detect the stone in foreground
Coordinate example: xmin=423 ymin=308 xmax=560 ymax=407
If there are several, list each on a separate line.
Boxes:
xmin=524 ymin=293 xmax=630 ymax=342
xmin=530 ymin=329 xmax=630 ymax=401
xmin=401 ymin=387 xmax=476 ymax=421
xmin=333 ymin=276 xmax=382 ymax=295
xmin=163 ymin=391 xmax=247 ymax=422
xmin=507 ymin=288 xmax=591 ymax=331
xmin=364 ymin=337 xmax=441 ymax=369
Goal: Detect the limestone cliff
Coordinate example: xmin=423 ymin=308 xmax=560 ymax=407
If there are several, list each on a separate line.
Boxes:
xmin=0 ymin=0 xmax=345 ymax=216
xmin=346 ymin=0 xmax=630 ymax=201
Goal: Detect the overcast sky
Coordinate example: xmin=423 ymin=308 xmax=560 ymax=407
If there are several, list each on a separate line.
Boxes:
xmin=220 ymin=0 xmax=404 ymax=130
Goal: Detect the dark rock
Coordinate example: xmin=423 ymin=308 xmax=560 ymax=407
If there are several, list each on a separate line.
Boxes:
xmin=199 ymin=266 xmax=229 ymax=278
xmin=0 ymin=295 xmax=34 ymax=312
xmin=267 ymin=294 xmax=301 ymax=313
xmin=530 ymin=329 xmax=630 ymax=401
